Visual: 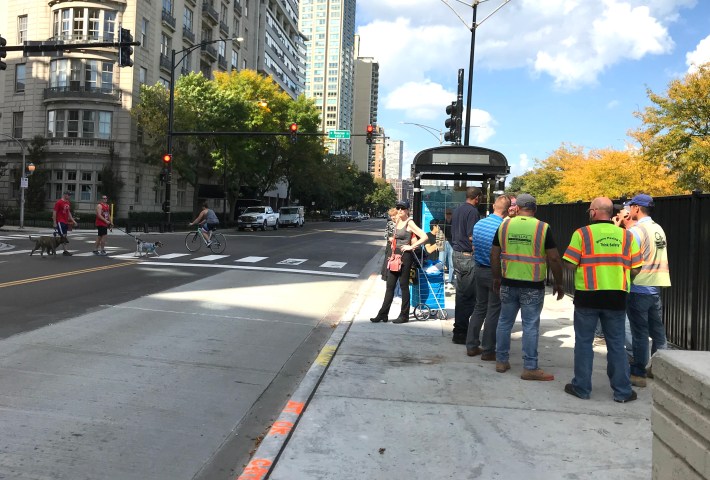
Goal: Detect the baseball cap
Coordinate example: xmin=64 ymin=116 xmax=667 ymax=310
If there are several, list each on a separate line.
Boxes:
xmin=516 ymin=193 xmax=537 ymax=210
xmin=395 ymin=199 xmax=410 ymax=210
xmin=628 ymin=194 xmax=654 ymax=208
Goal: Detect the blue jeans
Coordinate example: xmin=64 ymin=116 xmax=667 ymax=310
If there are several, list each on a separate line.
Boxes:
xmin=443 ymin=241 xmax=455 ymax=285
xmin=466 ymin=267 xmax=500 ymax=354
xmin=627 ymin=293 xmax=666 ymax=377
xmin=571 ymin=307 xmax=633 ymax=401
xmin=453 ymin=251 xmax=476 ymax=338
xmin=495 ymin=286 xmax=545 ymax=370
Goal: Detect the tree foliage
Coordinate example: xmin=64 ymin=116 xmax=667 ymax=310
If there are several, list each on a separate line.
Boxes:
xmin=25 ymin=136 xmax=49 ymax=213
xmin=510 ymin=143 xmax=684 ymax=203
xmin=630 ymin=62 xmax=710 ymax=191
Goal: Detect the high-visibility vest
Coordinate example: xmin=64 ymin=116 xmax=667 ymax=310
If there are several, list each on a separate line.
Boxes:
xmin=630 ymin=220 xmax=671 ymax=287
xmin=563 ymin=223 xmax=642 ymax=292
xmin=498 ymin=216 xmax=549 ymax=282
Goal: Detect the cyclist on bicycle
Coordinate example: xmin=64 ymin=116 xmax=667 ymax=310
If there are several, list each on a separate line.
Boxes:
xmin=189 ymin=202 xmax=220 ymax=245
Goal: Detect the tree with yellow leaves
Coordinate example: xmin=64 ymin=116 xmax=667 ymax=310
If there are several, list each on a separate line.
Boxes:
xmin=629 ymin=62 xmax=710 ymax=191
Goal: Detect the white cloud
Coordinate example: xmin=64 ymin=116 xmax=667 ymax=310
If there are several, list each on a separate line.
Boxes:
xmin=686 ymin=35 xmax=710 ymax=73
xmin=384 ymin=81 xmax=454 ymax=120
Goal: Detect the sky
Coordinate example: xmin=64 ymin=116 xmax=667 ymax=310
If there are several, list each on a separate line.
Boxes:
xmin=354 ymin=0 xmax=710 ymax=182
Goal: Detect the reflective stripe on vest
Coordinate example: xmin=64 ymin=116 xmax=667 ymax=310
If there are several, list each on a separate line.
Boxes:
xmin=632 ymin=221 xmax=671 ymax=287
xmin=499 ymin=217 xmax=548 ymax=282
xmin=574 ymin=224 xmax=638 ymax=291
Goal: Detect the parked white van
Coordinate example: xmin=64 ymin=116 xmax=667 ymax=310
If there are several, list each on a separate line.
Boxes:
xmin=278 ymin=206 xmax=305 ymax=227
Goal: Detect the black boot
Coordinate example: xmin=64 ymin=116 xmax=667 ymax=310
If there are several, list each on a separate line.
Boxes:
xmin=393 ymin=315 xmax=409 ymax=324
xmin=370 ymin=315 xmax=388 ymax=323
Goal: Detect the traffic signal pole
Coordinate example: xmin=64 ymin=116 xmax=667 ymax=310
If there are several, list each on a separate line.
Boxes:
xmin=463 ymin=1 xmax=478 ymax=147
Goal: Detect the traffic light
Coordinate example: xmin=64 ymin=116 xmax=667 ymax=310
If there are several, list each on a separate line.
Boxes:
xmin=444 ymin=101 xmax=461 ymax=144
xmin=162 ymin=153 xmax=172 ymax=164
xmin=0 ymin=34 xmax=7 ymax=71
xmin=162 ymin=201 xmax=171 ymax=213
xmin=289 ymin=123 xmax=298 ymax=143
xmin=366 ymin=124 xmax=374 ymax=145
xmin=119 ymin=28 xmax=134 ymax=68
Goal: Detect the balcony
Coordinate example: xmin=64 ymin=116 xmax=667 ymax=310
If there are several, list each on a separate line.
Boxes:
xmin=200 ymin=43 xmax=218 ymax=61
xmin=180 ymin=67 xmax=191 ymax=76
xmin=219 ymin=21 xmax=229 ymax=36
xmin=43 ymin=85 xmax=121 ymax=103
xmin=202 ymin=2 xmax=219 ymax=25
xmin=186 ymin=0 xmax=196 ymax=5
xmin=159 ymin=54 xmax=172 ymax=72
xmin=217 ymin=55 xmax=227 ymax=70
xmin=45 ymin=137 xmax=115 ymax=153
xmin=233 ymin=2 xmax=242 ymax=16
xmin=162 ymin=9 xmax=176 ymax=31
xmin=182 ymin=27 xmax=196 ymax=44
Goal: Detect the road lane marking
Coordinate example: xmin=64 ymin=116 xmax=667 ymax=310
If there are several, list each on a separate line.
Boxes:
xmin=153 ymin=253 xmax=189 ymax=259
xmin=277 ymin=258 xmax=307 ymax=265
xmin=191 ymin=254 xmax=229 ymax=261
xmin=234 ymin=256 xmax=267 ymax=263
xmin=0 ymin=249 xmax=32 ymax=255
xmin=0 ymin=262 xmax=136 ymax=288
xmin=320 ymin=261 xmax=346 ymax=269
xmin=138 ymin=261 xmax=358 ymax=277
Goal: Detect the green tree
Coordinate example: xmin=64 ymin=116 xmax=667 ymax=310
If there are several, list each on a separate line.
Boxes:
xmin=98 ymin=144 xmax=125 ymax=215
xmin=25 ymin=136 xmax=49 ymax=213
xmin=630 ymin=62 xmax=710 ymax=191
xmin=365 ymin=178 xmax=397 ymax=213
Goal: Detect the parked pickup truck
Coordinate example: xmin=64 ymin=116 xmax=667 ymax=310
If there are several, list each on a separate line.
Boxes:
xmin=237 ymin=206 xmax=279 ymax=231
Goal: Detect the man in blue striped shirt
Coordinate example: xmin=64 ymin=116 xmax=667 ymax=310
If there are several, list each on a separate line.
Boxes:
xmin=466 ymin=195 xmax=511 ymax=359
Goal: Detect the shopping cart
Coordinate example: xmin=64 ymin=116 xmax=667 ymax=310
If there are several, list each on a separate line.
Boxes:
xmin=410 ymin=252 xmax=448 ymax=320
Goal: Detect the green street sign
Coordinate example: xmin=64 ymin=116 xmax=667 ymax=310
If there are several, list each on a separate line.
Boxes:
xmin=328 ymin=129 xmax=351 ymax=139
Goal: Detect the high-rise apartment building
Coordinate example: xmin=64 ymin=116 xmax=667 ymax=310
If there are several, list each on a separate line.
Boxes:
xmin=352 ymin=46 xmax=379 ymax=174
xmin=298 ymin=0 xmax=356 ymax=156
xmin=0 ymin=0 xmax=304 ymax=218
xmin=384 ymin=139 xmax=403 ymax=180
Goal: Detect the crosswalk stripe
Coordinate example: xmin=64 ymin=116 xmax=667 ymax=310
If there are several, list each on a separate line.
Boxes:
xmin=192 ymin=255 xmax=230 ymax=261
xmin=235 ymin=256 xmax=268 ymax=263
xmin=0 ymin=249 xmax=32 ymax=256
xmin=155 ymin=253 xmax=190 ymax=259
xmin=321 ymin=261 xmax=346 ymax=269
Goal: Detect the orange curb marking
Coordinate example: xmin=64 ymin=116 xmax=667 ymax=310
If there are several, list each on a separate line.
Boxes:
xmin=237 ymin=458 xmax=272 ymax=480
xmin=283 ymin=400 xmax=304 ymax=415
xmin=268 ymin=421 xmax=294 ymax=436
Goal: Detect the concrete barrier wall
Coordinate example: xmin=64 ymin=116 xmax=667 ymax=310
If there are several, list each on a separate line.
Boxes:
xmin=651 ymin=351 xmax=710 ymax=479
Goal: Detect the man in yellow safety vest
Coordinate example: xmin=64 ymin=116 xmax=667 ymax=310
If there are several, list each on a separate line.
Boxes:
xmin=491 ymin=193 xmax=565 ymax=381
xmin=626 ymin=194 xmax=671 ymax=388
xmin=563 ymin=197 xmax=643 ymax=403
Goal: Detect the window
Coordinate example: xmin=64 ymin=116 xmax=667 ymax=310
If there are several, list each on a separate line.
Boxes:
xmin=221 ymin=3 xmax=228 ymax=21
xmin=139 ymin=67 xmax=147 ymax=84
xmin=134 ymin=175 xmax=141 ymax=204
xmin=88 ymin=9 xmax=101 ymax=39
xmin=104 ymin=11 xmax=116 ymax=41
xmin=13 ymin=112 xmax=24 ymax=139
xmin=161 ymin=33 xmax=171 ymax=56
xmin=177 ymin=179 xmax=187 ymax=207
xmin=73 ymin=7 xmax=86 ymax=39
xmin=218 ymin=41 xmax=226 ymax=58
xmin=18 ymin=15 xmax=28 ymax=43
xmin=141 ymin=18 xmax=149 ymax=47
xmin=231 ymin=50 xmax=238 ymax=70
xmin=85 ymin=60 xmax=99 ymax=90
xmin=47 ymin=110 xmax=112 ymax=139
xmin=101 ymin=63 xmax=113 ymax=92
xmin=163 ymin=0 xmax=173 ymax=14
xmin=183 ymin=8 xmax=193 ymax=30
xmin=15 ymin=64 xmax=26 ymax=93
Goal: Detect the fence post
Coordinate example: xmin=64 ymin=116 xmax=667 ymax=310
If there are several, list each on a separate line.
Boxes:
xmin=685 ymin=190 xmax=702 ymax=350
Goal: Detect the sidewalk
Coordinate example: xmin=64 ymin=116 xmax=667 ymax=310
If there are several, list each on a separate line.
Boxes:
xmin=250 ymin=264 xmax=653 ymax=479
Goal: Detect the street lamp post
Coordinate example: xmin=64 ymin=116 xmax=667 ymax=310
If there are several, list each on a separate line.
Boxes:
xmin=399 ymin=122 xmax=444 ymax=144
xmin=166 ymin=36 xmax=242 ymax=225
xmin=0 ymin=133 xmax=27 ymax=228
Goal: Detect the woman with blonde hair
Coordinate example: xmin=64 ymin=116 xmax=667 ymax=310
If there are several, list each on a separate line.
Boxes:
xmin=371 ymin=200 xmax=428 ymax=324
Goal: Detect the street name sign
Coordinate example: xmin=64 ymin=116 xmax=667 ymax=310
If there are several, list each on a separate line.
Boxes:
xmin=328 ymin=130 xmax=351 ymax=139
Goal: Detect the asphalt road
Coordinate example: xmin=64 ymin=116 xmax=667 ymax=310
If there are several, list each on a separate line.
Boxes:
xmin=0 ymin=219 xmax=386 ymax=479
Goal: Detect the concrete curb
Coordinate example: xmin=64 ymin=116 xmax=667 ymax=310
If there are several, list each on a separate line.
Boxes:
xmin=236 ymin=258 xmax=383 ymax=480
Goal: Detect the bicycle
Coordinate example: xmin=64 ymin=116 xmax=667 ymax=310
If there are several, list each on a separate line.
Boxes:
xmin=185 ymin=225 xmax=226 ymax=254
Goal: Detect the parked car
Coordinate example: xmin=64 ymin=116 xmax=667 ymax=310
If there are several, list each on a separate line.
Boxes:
xmin=362 ymin=213 xmax=370 ymax=220
xmin=347 ymin=211 xmax=362 ymax=222
xmin=238 ymin=206 xmax=279 ymax=231
xmin=329 ymin=210 xmax=348 ymax=222
xmin=278 ymin=206 xmax=304 ymax=227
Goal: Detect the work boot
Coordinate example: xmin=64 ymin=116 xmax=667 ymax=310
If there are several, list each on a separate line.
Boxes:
xmin=480 ymin=352 xmax=496 ymax=361
xmin=466 ymin=347 xmax=483 ymax=357
xmin=614 ymin=390 xmax=638 ymax=403
xmin=495 ymin=361 xmax=511 ymax=373
xmin=630 ymin=375 xmax=647 ymax=388
xmin=521 ymin=369 xmax=555 ymax=381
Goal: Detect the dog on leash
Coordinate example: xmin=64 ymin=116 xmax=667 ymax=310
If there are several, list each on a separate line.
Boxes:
xmin=135 ymin=240 xmax=163 ymax=257
xmin=29 ymin=235 xmax=68 ymax=257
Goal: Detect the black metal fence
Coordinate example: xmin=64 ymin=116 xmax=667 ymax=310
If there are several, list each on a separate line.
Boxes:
xmin=536 ymin=191 xmax=710 ymax=351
